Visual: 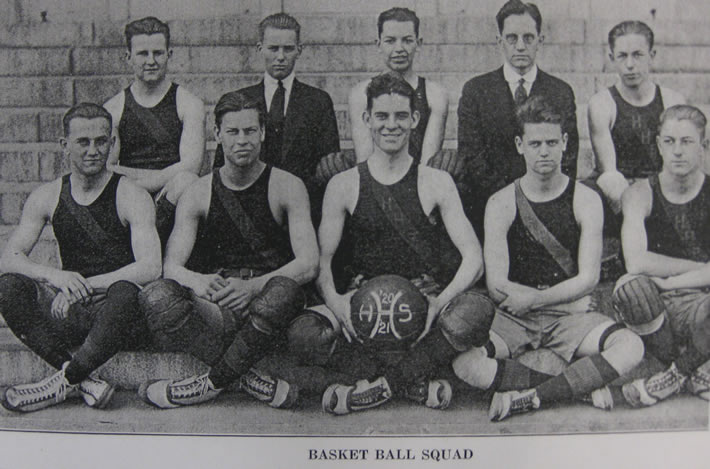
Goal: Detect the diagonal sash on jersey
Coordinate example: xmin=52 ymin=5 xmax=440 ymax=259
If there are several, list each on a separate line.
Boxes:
xmin=58 ymin=178 xmax=130 ymax=266
xmin=649 ymin=175 xmax=709 ymax=261
xmin=213 ymin=170 xmax=289 ymax=272
xmin=124 ymin=91 xmax=174 ymax=148
xmin=361 ymin=164 xmax=443 ymax=279
xmin=514 ymin=178 xmax=576 ymax=278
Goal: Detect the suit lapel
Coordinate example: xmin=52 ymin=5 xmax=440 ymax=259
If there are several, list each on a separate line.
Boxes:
xmin=495 ymin=67 xmax=516 ymax=114
xmin=281 ymin=78 xmax=304 ymax=159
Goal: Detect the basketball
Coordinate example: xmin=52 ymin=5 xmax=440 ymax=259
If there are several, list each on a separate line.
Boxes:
xmin=350 ymin=275 xmax=428 ymax=350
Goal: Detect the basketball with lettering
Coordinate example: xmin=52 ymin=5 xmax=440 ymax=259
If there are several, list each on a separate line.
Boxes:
xmin=350 ymin=275 xmax=428 ymax=350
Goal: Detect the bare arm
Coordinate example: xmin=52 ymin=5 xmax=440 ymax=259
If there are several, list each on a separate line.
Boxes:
xmin=588 ymin=91 xmax=618 ymax=175
xmin=349 ymin=81 xmax=373 ymax=163
xmin=621 ymin=181 xmax=705 ymax=277
xmin=109 ymin=88 xmax=206 ymax=193
xmin=419 ymin=81 xmax=449 ymax=165
xmin=87 ymin=179 xmax=161 ymax=289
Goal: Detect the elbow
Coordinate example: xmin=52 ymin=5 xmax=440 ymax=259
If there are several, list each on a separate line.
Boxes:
xmin=303 ymin=256 xmax=319 ymax=284
xmin=144 ymin=258 xmax=162 ymax=283
xmin=623 ymin=257 xmax=644 ymax=276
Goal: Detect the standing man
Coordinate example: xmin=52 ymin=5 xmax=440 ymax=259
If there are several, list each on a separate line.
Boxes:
xmin=137 ymin=90 xmax=319 ymax=409
xmin=457 ymin=0 xmax=578 ymax=239
xmin=246 ymin=74 xmax=493 ymax=414
xmin=588 ymin=21 xmax=684 ymax=215
xmin=349 ymin=7 xmax=449 ymax=165
xmin=0 ymin=103 xmax=161 ymax=412
xmin=104 ymin=16 xmax=206 ymax=246
xmin=452 ymin=97 xmax=643 ymax=421
xmin=221 ymin=13 xmax=340 ymax=218
xmin=602 ymin=105 xmax=710 ymax=408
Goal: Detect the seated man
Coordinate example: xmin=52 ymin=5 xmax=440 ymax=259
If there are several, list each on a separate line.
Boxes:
xmin=137 ymin=90 xmax=318 ymax=409
xmin=104 ymin=17 xmax=206 ymax=247
xmin=452 ymin=96 xmax=644 ymax=421
xmin=604 ymin=105 xmax=710 ymax=408
xmin=245 ymin=73 xmax=493 ymax=414
xmin=0 ymin=103 xmax=161 ymax=412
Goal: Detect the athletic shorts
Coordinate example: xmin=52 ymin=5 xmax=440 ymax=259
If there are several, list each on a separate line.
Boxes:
xmin=662 ymin=288 xmax=710 ymax=346
xmin=491 ymin=295 xmax=612 ymax=362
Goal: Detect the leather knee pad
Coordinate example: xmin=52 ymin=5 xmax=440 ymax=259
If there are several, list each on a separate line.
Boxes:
xmin=287 ymin=311 xmax=339 ymax=366
xmin=612 ymin=275 xmax=666 ymax=335
xmin=249 ymin=276 xmax=306 ymax=336
xmin=437 ymin=291 xmax=495 ymax=351
xmin=138 ymin=279 xmax=195 ymax=350
xmin=0 ymin=273 xmax=39 ymax=326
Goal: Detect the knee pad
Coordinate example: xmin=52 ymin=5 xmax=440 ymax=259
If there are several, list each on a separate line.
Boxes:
xmin=287 ymin=311 xmax=339 ymax=366
xmin=138 ymin=279 xmax=194 ymax=349
xmin=0 ymin=273 xmax=39 ymax=326
xmin=249 ymin=276 xmax=306 ymax=336
xmin=314 ymin=152 xmax=356 ymax=187
xmin=106 ymin=280 xmax=139 ymax=300
xmin=612 ymin=275 xmax=666 ymax=335
xmin=437 ymin=291 xmax=495 ymax=351
xmin=691 ymin=302 xmax=710 ymax=357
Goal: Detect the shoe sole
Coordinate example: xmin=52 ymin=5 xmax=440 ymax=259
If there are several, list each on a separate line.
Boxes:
xmin=90 ymin=384 xmax=116 ymax=410
xmin=137 ymin=380 xmax=158 ymax=403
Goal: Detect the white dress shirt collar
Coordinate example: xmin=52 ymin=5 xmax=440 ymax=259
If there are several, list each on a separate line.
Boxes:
xmin=503 ymin=62 xmax=538 ymax=96
xmin=264 ymin=72 xmax=296 ymax=113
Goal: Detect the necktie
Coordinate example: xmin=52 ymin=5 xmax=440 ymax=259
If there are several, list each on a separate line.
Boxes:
xmin=514 ymin=78 xmax=528 ymax=106
xmin=268 ymin=80 xmax=285 ymax=160
xmin=270 ymin=80 xmax=285 ymax=127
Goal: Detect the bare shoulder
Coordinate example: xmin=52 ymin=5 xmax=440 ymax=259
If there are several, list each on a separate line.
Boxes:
xmin=660 ymin=86 xmax=685 ymax=107
xmin=489 ymin=183 xmax=515 ymax=208
xmin=326 ymin=166 xmax=359 ymax=198
xmin=176 ymin=85 xmax=205 ymax=116
xmin=424 ymin=79 xmax=449 ymax=108
xmin=572 ymin=181 xmax=603 ymax=216
xmin=419 ymin=165 xmax=455 ymax=192
xmin=622 ymin=178 xmax=652 ymax=211
xmin=26 ymin=178 xmax=63 ymax=218
xmin=588 ymin=88 xmax=615 ymax=118
xmin=271 ymin=167 xmax=308 ymax=196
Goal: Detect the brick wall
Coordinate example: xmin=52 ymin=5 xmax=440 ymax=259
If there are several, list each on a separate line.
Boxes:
xmin=1 ymin=0 xmax=709 ymax=265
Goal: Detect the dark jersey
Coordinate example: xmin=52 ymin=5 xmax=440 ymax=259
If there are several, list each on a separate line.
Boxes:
xmin=186 ymin=166 xmax=294 ymax=274
xmin=645 ymin=175 xmax=710 ymax=262
xmin=346 ymin=162 xmax=459 ymax=285
xmin=508 ymin=179 xmax=580 ymax=288
xmin=118 ymin=83 xmax=182 ymax=170
xmin=409 ymin=76 xmax=431 ymax=164
xmin=610 ymin=85 xmax=665 ymax=178
xmin=52 ymin=174 xmax=134 ymax=278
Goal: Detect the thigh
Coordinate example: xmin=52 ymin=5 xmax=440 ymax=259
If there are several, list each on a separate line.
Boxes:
xmin=36 ymin=281 xmax=95 ymax=347
xmin=663 ymin=289 xmax=710 ymax=344
xmin=490 ymin=310 xmax=536 ymax=359
xmin=544 ymin=312 xmax=612 ymax=362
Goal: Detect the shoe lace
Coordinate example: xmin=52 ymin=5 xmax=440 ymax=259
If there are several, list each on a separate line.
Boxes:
xmin=170 ymin=375 xmax=209 ymax=400
xmin=14 ymin=373 xmax=68 ymax=406
xmin=244 ymin=373 xmax=274 ymax=396
xmin=647 ymin=366 xmax=685 ymax=394
xmin=511 ymin=392 xmax=536 ymax=412
xmin=354 ymin=384 xmax=387 ymax=406
xmin=79 ymin=375 xmax=106 ymax=397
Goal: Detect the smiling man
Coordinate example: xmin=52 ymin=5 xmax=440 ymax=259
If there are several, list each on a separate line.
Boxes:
xmin=588 ymin=21 xmax=684 ymax=216
xmin=453 ymin=96 xmax=643 ymax=421
xmin=137 ymin=90 xmax=319 ymax=409
xmin=457 ymin=0 xmax=578 ymax=240
xmin=599 ymin=105 xmax=710 ymax=409
xmin=104 ymin=17 xmax=206 ymax=248
xmin=0 ymin=103 xmax=161 ymax=412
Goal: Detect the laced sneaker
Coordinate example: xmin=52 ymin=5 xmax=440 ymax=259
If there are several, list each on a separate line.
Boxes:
xmin=621 ymin=362 xmax=687 ymax=407
xmin=686 ymin=360 xmax=710 ymax=401
xmin=240 ymin=368 xmax=299 ymax=408
xmin=404 ymin=379 xmax=452 ymax=410
xmin=79 ymin=371 xmax=116 ymax=409
xmin=138 ymin=373 xmax=222 ymax=409
xmin=322 ymin=377 xmax=392 ymax=415
xmin=2 ymin=363 xmax=78 ymax=413
xmin=489 ymin=389 xmax=541 ymax=421
xmin=586 ymin=386 xmax=615 ymax=411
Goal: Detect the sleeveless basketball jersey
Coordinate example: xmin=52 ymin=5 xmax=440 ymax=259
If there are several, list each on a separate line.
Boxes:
xmin=645 ymin=175 xmax=710 ymax=262
xmin=118 ymin=83 xmax=182 ymax=170
xmin=409 ymin=76 xmax=430 ymax=163
xmin=346 ymin=162 xmax=459 ymax=285
xmin=52 ymin=174 xmax=134 ymax=278
xmin=508 ymin=179 xmax=580 ymax=288
xmin=609 ymin=85 xmax=664 ymax=178
xmin=186 ymin=166 xmax=294 ymax=274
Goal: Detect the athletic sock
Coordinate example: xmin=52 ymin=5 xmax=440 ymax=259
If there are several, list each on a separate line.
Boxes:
xmin=536 ymin=355 xmax=619 ymax=403
xmin=676 ymin=344 xmax=707 ymax=377
xmin=642 ymin=322 xmax=679 ymax=366
xmin=209 ymin=322 xmax=275 ymax=389
xmin=490 ymin=359 xmax=554 ymax=392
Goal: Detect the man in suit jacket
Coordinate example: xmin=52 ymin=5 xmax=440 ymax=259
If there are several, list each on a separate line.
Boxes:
xmin=217 ymin=13 xmax=340 ymax=216
xmin=457 ymin=0 xmax=578 ymax=239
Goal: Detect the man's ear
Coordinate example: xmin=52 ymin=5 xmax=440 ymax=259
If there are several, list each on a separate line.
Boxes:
xmin=514 ymin=135 xmax=524 ymax=155
xmin=538 ymin=34 xmax=545 ymax=45
xmin=416 ymin=37 xmax=423 ymax=47
xmin=411 ymin=109 xmax=420 ymax=130
xmin=649 ymin=48 xmax=657 ymax=60
xmin=214 ymin=125 xmax=221 ymax=144
xmin=561 ymin=132 xmax=568 ymax=152
xmin=363 ymin=110 xmax=372 ymax=128
xmin=59 ymin=137 xmax=68 ymax=151
xmin=256 ymin=41 xmax=263 ymax=53
xmin=167 ymin=49 xmax=173 ymax=59
xmin=260 ymin=124 xmax=266 ymax=143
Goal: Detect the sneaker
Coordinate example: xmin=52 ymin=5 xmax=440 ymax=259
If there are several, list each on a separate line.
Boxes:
xmin=587 ymin=386 xmax=614 ymax=411
xmin=240 ymin=368 xmax=299 ymax=408
xmin=2 ymin=363 xmax=78 ymax=413
xmin=489 ymin=389 xmax=541 ymax=421
xmin=322 ymin=377 xmax=392 ymax=415
xmin=404 ymin=379 xmax=452 ymax=410
xmin=621 ymin=362 xmax=687 ymax=407
xmin=79 ymin=371 xmax=116 ymax=409
xmin=138 ymin=373 xmax=222 ymax=409
xmin=687 ymin=360 xmax=710 ymax=401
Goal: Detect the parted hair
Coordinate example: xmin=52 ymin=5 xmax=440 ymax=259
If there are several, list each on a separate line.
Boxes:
xmin=515 ymin=95 xmax=564 ymax=136
xmin=62 ymin=103 xmax=113 ymax=137
xmin=366 ymin=73 xmax=416 ymax=112
xmin=608 ymin=20 xmax=654 ymax=51
xmin=496 ymin=0 xmax=542 ymax=34
xmin=214 ymin=90 xmax=265 ymax=129
xmin=659 ymin=104 xmax=707 ymax=139
xmin=259 ymin=13 xmax=301 ymax=43
xmin=377 ymin=7 xmax=420 ymax=37
xmin=124 ymin=16 xmax=170 ymax=50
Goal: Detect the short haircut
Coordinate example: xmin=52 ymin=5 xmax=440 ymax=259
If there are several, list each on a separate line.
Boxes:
xmin=659 ymin=104 xmax=707 ymax=139
xmin=496 ymin=0 xmax=542 ymax=34
xmin=377 ymin=7 xmax=420 ymax=38
xmin=214 ymin=90 xmax=265 ymax=129
xmin=608 ymin=21 xmax=654 ymax=51
xmin=259 ymin=13 xmax=301 ymax=43
xmin=124 ymin=17 xmax=170 ymax=50
xmin=515 ymin=95 xmax=564 ymax=137
xmin=366 ymin=73 xmax=415 ymax=112
xmin=62 ymin=103 xmax=112 ymax=137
